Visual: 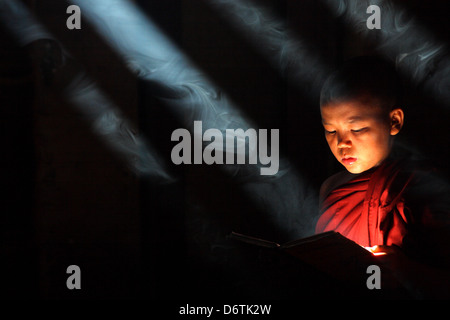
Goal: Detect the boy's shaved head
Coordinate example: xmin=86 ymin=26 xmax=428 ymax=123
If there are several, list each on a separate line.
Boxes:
xmin=320 ymin=56 xmax=405 ymax=173
xmin=320 ymin=56 xmax=403 ymax=112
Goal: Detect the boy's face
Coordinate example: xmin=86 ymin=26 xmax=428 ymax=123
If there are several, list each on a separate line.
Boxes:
xmin=320 ymin=97 xmax=403 ymax=174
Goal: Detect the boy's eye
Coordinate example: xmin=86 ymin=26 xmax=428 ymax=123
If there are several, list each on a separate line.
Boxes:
xmin=351 ymin=128 xmax=368 ymax=133
xmin=325 ymin=130 xmax=336 ymax=135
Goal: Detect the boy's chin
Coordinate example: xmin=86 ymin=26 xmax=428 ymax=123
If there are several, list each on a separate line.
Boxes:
xmin=344 ymin=167 xmax=362 ymax=174
xmin=342 ymin=163 xmax=370 ymax=174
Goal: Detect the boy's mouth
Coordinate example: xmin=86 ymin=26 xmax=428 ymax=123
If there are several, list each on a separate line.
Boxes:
xmin=342 ymin=157 xmax=357 ymax=165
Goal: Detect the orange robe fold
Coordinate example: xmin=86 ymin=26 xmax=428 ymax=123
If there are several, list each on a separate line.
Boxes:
xmin=315 ymin=160 xmax=415 ymax=247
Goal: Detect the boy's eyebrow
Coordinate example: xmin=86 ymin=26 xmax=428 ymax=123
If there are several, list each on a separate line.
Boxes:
xmin=322 ymin=116 xmax=368 ymax=126
xmin=347 ymin=116 xmax=368 ymax=123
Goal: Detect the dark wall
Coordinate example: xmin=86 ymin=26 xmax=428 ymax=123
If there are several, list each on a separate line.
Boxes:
xmin=0 ymin=30 xmax=37 ymax=298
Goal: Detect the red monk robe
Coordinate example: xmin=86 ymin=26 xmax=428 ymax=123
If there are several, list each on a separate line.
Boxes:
xmin=316 ymin=158 xmax=450 ymax=267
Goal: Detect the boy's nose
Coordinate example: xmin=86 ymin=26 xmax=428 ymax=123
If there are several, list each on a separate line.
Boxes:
xmin=337 ymin=134 xmax=352 ymax=148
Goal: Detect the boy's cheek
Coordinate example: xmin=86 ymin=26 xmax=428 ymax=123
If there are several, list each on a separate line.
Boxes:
xmin=326 ymin=137 xmax=337 ymax=151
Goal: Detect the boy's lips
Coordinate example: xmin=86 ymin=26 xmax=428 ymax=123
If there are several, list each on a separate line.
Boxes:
xmin=342 ymin=157 xmax=357 ymax=165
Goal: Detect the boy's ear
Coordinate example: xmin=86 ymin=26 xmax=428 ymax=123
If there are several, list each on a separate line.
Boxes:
xmin=390 ymin=108 xmax=404 ymax=135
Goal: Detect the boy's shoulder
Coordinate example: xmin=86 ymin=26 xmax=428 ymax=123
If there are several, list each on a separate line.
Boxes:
xmin=319 ymin=157 xmax=449 ymax=204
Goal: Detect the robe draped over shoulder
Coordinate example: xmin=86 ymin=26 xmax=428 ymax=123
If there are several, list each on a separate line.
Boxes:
xmin=315 ymin=160 xmax=415 ymax=247
xmin=316 ymin=158 xmax=450 ymax=297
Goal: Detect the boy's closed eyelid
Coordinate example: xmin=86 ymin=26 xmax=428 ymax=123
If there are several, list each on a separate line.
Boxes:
xmin=351 ymin=127 xmax=369 ymax=133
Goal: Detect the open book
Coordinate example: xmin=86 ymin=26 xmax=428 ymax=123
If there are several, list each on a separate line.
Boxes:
xmin=228 ymin=231 xmax=378 ymax=284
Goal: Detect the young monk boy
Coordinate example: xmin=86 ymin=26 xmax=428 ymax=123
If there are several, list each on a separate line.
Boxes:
xmin=316 ymin=56 xmax=450 ymax=298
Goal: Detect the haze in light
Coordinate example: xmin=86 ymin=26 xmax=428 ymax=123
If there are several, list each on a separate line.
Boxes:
xmin=0 ymin=0 xmax=173 ymax=182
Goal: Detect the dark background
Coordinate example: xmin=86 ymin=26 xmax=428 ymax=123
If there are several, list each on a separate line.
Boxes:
xmin=0 ymin=0 xmax=448 ymax=300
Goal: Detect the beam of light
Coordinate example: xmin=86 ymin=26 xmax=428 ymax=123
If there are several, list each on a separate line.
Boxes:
xmin=63 ymin=72 xmax=174 ymax=182
xmin=0 ymin=0 xmax=174 ymax=183
xmin=201 ymin=0 xmax=342 ymax=236
xmin=70 ymin=0 xmax=319 ymax=238
xmin=206 ymin=0 xmax=333 ymax=102
xmin=69 ymin=0 xmax=255 ymax=133
xmin=0 ymin=0 xmax=54 ymax=46
xmin=321 ymin=0 xmax=450 ymax=109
